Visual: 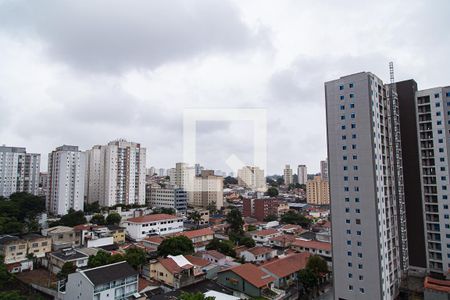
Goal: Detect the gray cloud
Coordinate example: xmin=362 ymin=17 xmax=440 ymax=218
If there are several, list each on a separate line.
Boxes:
xmin=0 ymin=0 xmax=262 ymax=73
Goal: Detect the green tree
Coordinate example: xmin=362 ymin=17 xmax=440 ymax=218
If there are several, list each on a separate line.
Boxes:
xmin=0 ymin=291 xmax=26 ymax=300
xmin=306 ymin=255 xmax=328 ymax=277
xmin=188 ymin=211 xmax=202 ymax=229
xmin=263 ymin=214 xmax=278 ymax=222
xmin=152 ymin=207 xmax=176 ymax=215
xmin=57 ymin=262 xmax=77 ymax=280
xmin=266 ymin=187 xmax=279 ymax=197
xmin=157 ymin=236 xmax=194 ymax=257
xmin=124 ymin=248 xmax=147 ymax=270
xmin=0 ymin=256 xmax=12 ymax=289
xmin=226 ymin=208 xmax=244 ymax=236
xmin=106 ymin=212 xmax=122 ymax=225
xmin=298 ymin=268 xmax=317 ymax=292
xmin=280 ymin=210 xmax=311 ymax=228
xmin=88 ymin=251 xmax=112 ymax=268
xmin=91 ymin=214 xmax=105 ymax=225
xmin=239 ymin=236 xmax=255 ymax=248
xmin=206 ymin=238 xmax=236 ymax=257
xmin=84 ymin=201 xmax=101 ymax=214
xmin=247 ymin=224 xmax=256 ymax=232
xmin=179 ymin=292 xmax=215 ymax=300
xmin=59 ymin=209 xmax=87 ymax=227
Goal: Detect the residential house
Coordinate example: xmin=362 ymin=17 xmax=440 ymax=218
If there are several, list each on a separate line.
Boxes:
xmin=169 ymin=227 xmax=214 ymax=252
xmin=123 ymin=214 xmax=183 ymax=241
xmin=217 ymin=263 xmax=277 ymax=298
xmin=290 ymin=239 xmax=332 ymax=264
xmin=74 ymin=225 xmax=114 ymax=248
xmin=0 ymin=235 xmax=30 ymax=272
xmin=201 ymin=250 xmax=227 ymax=266
xmin=64 ymin=261 xmax=139 ymax=300
xmin=252 ymin=229 xmax=281 ymax=246
xmin=240 ymin=246 xmax=277 ymax=263
xmin=149 ymin=255 xmax=209 ymax=289
xmin=278 ymin=224 xmax=305 ymax=235
xmin=260 ymin=252 xmax=310 ymax=289
xmin=107 ymin=225 xmax=126 ymax=244
xmin=48 ymin=248 xmax=89 ymax=274
xmin=268 ymin=235 xmax=297 ymax=249
xmin=42 ymin=226 xmax=81 ymax=250
xmin=22 ymin=234 xmax=52 ymax=261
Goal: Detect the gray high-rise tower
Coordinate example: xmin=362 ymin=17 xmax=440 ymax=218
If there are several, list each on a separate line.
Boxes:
xmin=325 ymin=72 xmax=408 ymax=299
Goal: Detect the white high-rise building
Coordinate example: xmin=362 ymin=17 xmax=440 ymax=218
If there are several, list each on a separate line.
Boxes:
xmin=320 ymin=159 xmax=329 ymax=181
xmin=158 ymin=168 xmax=166 ymax=177
xmin=171 ymin=162 xmax=195 ymax=189
xmin=237 ymin=166 xmax=266 ymax=191
xmin=47 ymin=145 xmax=85 ymax=215
xmin=85 ymin=140 xmax=146 ymax=207
xmin=0 ymin=146 xmax=40 ymax=197
xmin=326 ymin=72 xmax=408 ymax=299
xmin=283 ymin=164 xmax=293 ymax=185
xmin=297 ymin=165 xmax=307 ymax=185
xmin=415 ymin=86 xmax=450 ymax=277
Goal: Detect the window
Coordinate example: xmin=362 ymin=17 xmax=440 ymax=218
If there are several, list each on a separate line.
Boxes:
xmin=348 ymin=273 xmax=353 ymax=278
xmin=438 ymin=121 xmax=442 ymax=125
xmin=340 ymin=85 xmax=344 ymax=90
xmin=356 ymin=208 xmax=361 ymax=213
xmin=435 ymin=93 xmax=440 ymax=98
xmin=350 ymin=93 xmax=354 ymax=98
xmin=437 ymin=112 xmax=442 ymax=116
xmin=436 ymin=102 xmax=441 ymax=107
xmin=341 ymin=115 xmax=345 ymax=120
xmin=343 ymin=166 xmax=348 ymax=170
xmin=347 ymin=240 xmax=351 ymax=245
xmin=349 ymin=285 xmax=353 ymax=291
xmin=359 ymin=275 xmax=364 ymax=280
xmin=360 ymin=288 xmax=365 ymax=293
xmin=446 ymin=92 xmax=450 ymax=97
xmin=439 ymin=148 xmax=444 ymax=153
xmin=343 ymin=156 xmax=348 ymax=160
xmin=342 ymin=135 xmax=347 ymax=140
xmin=343 ymin=146 xmax=347 ymax=150
xmin=340 ymin=95 xmax=345 ymax=100
xmin=352 ymin=134 xmax=357 ymax=139
xmin=358 ymin=264 xmax=363 ymax=269
xmin=345 ymin=208 xmax=350 ymax=212
xmin=348 ymin=262 xmax=352 ymax=267
xmin=340 ymin=105 xmax=345 ymax=110
xmin=352 ymin=155 xmax=358 ymax=160
xmin=349 ymin=83 xmax=354 ymax=88
xmin=352 ymin=144 xmax=356 ymax=149
xmin=350 ymin=103 xmax=355 ymax=108
xmin=355 ymin=197 xmax=360 ymax=202
xmin=345 ymin=197 xmax=350 ymax=202
xmin=356 ymin=219 xmax=361 ymax=225
xmin=346 ymin=229 xmax=351 ymax=234
xmin=346 ymin=219 xmax=350 ymax=224
xmin=344 ymin=176 xmax=349 ymax=181
xmin=351 ymin=113 xmax=356 ymax=119
xmin=345 ymin=187 xmax=349 ymax=191
xmin=347 ymin=251 xmax=352 ymax=256
xmin=341 ymin=125 xmax=346 ymax=130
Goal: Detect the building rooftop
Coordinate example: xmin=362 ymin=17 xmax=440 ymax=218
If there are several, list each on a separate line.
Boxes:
xmin=44 ymin=226 xmax=74 ymax=234
xmin=253 ymin=229 xmax=279 ymax=237
xmin=261 ymin=252 xmax=310 ymax=278
xmin=222 ymin=263 xmax=275 ymax=288
xmin=291 ymin=239 xmax=331 ymax=252
xmin=246 ymin=246 xmax=274 ymax=256
xmin=170 ymin=227 xmax=214 ymax=239
xmin=50 ymin=248 xmax=88 ymax=261
xmin=203 ymin=250 xmax=226 ymax=260
xmin=126 ymin=214 xmax=179 ymax=223
xmin=424 ymin=276 xmax=450 ymax=293
xmin=82 ymin=261 xmax=138 ymax=286
xmin=0 ymin=235 xmax=20 ymax=245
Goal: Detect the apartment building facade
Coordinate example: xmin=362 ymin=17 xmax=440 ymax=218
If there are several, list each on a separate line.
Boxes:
xmin=283 ymin=165 xmax=293 ymax=185
xmin=0 ymin=146 xmax=40 ymax=197
xmin=237 ymin=166 xmax=266 ymax=191
xmin=85 ymin=139 xmax=146 ymax=207
xmin=306 ymin=175 xmax=330 ymax=205
xmin=297 ymin=165 xmax=307 ymax=185
xmin=47 ymin=145 xmax=85 ymax=215
xmin=148 ymin=185 xmax=188 ymax=212
xmin=325 ymin=72 xmax=408 ymax=299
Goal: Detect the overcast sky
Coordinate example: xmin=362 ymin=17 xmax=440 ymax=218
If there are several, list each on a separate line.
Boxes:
xmin=1 ymin=0 xmax=449 ymax=175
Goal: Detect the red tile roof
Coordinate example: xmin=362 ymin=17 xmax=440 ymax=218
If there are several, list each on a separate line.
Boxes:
xmin=158 ymin=257 xmax=192 ymax=274
xmin=261 ymin=253 xmax=311 ymax=278
xmin=204 ymin=250 xmax=226 ymax=260
xmin=127 ymin=214 xmax=179 ymax=223
xmin=185 ymin=255 xmax=210 ymax=268
xmin=225 ymin=263 xmax=275 ymax=288
xmin=246 ymin=246 xmax=274 ymax=256
xmin=143 ymin=235 xmax=164 ymax=245
xmin=269 ymin=234 xmax=296 ymax=243
xmin=253 ymin=229 xmax=278 ymax=237
xmin=291 ymin=239 xmax=331 ymax=252
xmin=424 ymin=276 xmax=450 ymax=293
xmin=170 ymin=227 xmax=214 ymax=239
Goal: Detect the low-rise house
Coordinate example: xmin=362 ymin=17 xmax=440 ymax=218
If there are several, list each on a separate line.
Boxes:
xmin=252 ymin=229 xmax=281 ymax=246
xmin=107 ymin=225 xmax=126 ymax=244
xmin=149 ymin=254 xmax=210 ymax=289
xmin=169 ymin=227 xmax=214 ymax=252
xmin=278 ymin=224 xmax=305 ymax=235
xmin=187 ymin=209 xmax=210 ymax=226
xmin=42 ymin=226 xmax=81 ymax=250
xmin=64 ymin=261 xmax=139 ymax=299
xmin=290 ymin=239 xmax=332 ymax=264
xmin=201 ymin=250 xmax=227 ymax=266
xmin=0 ymin=235 xmax=30 ymax=272
xmin=240 ymin=246 xmax=277 ymax=263
xmin=142 ymin=236 xmax=164 ymax=251
xmin=260 ymin=252 xmax=310 ymax=289
xmin=217 ymin=263 xmax=277 ymax=299
xmin=22 ymin=234 xmax=52 ymax=261
xmin=74 ymin=224 xmax=115 ymax=248
xmin=268 ymin=234 xmax=297 ymax=249
xmin=48 ymin=248 xmax=89 ymax=274
xmin=123 ymin=214 xmax=184 ymax=241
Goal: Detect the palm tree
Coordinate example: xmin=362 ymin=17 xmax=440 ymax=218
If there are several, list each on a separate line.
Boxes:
xmin=188 ymin=211 xmax=202 ymax=229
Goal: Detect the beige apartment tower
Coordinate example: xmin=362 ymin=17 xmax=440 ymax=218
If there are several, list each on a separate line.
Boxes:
xmin=306 ymin=176 xmax=330 ymax=205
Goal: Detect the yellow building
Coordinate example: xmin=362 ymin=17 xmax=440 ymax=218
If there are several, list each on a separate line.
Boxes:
xmin=306 ymin=176 xmax=330 ymax=205
xmin=23 ymin=234 xmax=52 ymax=259
xmin=0 ymin=236 xmax=28 ymax=265
xmin=107 ymin=225 xmax=126 ymax=244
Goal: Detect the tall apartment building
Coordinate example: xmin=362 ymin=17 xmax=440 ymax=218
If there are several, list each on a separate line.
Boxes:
xmin=320 ymin=159 xmax=329 ymax=181
xmin=47 ymin=145 xmax=85 ymax=215
xmin=0 ymin=146 xmax=40 ymax=197
xmin=148 ymin=185 xmax=187 ymax=212
xmin=38 ymin=172 xmax=48 ymax=198
xmin=190 ymin=170 xmax=224 ymax=210
xmin=325 ymin=72 xmax=408 ymax=299
xmin=283 ymin=165 xmax=293 ymax=185
xmin=237 ymin=166 xmax=266 ymax=191
xmin=297 ymin=165 xmax=307 ymax=185
xmin=85 ymin=140 xmax=146 ymax=207
xmin=171 ymin=162 xmax=195 ymax=189
xmin=306 ymin=175 xmax=330 ymax=205
xmin=414 ymin=86 xmax=450 ymax=278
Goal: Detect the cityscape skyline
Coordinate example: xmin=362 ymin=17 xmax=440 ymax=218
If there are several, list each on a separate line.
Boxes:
xmin=1 ymin=0 xmax=449 ymax=175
